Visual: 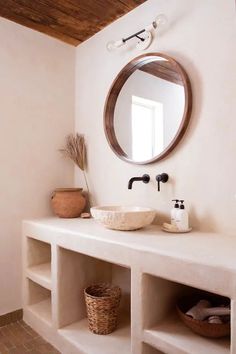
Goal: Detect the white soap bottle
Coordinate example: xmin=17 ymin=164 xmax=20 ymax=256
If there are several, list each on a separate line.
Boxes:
xmin=175 ymin=200 xmax=189 ymax=231
xmin=171 ymin=199 xmax=179 ymax=226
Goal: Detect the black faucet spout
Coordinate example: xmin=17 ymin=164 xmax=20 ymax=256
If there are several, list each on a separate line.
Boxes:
xmin=128 ymin=174 xmax=150 ymax=189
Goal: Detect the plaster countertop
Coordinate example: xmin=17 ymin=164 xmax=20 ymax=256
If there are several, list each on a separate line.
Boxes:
xmin=23 ymin=217 xmax=236 ymax=274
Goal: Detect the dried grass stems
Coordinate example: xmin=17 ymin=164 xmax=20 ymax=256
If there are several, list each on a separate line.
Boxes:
xmin=60 ymin=133 xmax=90 ymax=202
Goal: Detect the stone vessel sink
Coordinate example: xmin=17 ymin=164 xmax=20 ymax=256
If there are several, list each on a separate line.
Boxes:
xmin=90 ymin=206 xmax=156 ymax=231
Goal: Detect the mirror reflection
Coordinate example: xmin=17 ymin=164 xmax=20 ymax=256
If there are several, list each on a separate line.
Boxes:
xmin=113 ymin=57 xmax=186 ymax=163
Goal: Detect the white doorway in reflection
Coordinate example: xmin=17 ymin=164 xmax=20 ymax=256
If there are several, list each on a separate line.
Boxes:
xmin=131 ymin=95 xmax=164 ymax=161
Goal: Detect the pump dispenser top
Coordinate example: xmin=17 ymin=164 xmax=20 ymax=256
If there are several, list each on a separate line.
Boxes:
xmin=171 ymin=199 xmax=179 ymax=225
xmin=172 ymin=199 xmax=179 ymax=208
xmin=175 ymin=200 xmax=189 ymax=230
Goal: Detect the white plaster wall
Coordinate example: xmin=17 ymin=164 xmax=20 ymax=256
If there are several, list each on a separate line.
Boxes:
xmin=75 ymin=0 xmax=236 ymax=236
xmin=0 ymin=18 xmax=75 ymax=315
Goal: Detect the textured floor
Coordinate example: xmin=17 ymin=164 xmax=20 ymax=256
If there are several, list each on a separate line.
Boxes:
xmin=0 ymin=321 xmax=60 ymax=354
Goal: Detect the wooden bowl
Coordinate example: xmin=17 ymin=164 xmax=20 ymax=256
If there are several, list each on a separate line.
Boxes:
xmin=176 ymin=294 xmax=230 ymax=338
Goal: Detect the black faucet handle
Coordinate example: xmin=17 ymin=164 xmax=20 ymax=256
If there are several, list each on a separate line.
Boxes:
xmin=156 ymin=173 xmax=169 ymax=192
xmin=142 ymin=174 xmax=150 ymax=184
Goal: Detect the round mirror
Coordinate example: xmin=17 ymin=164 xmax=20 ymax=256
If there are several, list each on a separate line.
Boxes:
xmin=104 ymin=53 xmax=192 ymax=164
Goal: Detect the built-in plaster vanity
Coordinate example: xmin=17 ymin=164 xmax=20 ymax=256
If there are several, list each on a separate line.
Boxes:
xmin=22 ymin=218 xmax=236 ymax=354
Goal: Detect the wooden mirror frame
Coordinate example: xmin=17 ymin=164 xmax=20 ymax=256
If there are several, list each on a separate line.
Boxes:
xmin=104 ymin=53 xmax=192 ymax=165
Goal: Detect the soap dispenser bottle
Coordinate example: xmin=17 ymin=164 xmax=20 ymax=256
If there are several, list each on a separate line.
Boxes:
xmin=171 ymin=199 xmax=179 ymax=225
xmin=176 ymin=200 xmax=189 ymax=231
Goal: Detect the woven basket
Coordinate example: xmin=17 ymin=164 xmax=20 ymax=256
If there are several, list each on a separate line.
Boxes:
xmin=177 ymin=295 xmax=230 ymax=338
xmin=84 ymin=283 xmax=121 ymax=335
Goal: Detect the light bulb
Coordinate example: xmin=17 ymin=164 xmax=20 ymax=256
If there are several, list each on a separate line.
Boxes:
xmin=153 ymin=14 xmax=168 ymax=29
xmin=106 ymin=39 xmax=125 ymax=52
xmin=106 ymin=40 xmax=117 ymax=52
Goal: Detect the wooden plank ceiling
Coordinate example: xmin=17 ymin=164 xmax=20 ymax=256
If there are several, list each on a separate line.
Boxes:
xmin=0 ymin=0 xmax=146 ymax=46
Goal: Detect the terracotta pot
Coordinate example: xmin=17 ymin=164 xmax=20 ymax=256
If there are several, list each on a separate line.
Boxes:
xmin=51 ymin=188 xmax=86 ymax=218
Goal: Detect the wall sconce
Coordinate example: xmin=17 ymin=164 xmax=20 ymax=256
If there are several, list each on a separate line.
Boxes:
xmin=106 ymin=14 xmax=168 ymax=52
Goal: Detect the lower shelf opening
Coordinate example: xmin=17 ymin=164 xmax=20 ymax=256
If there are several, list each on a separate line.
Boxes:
xmin=26 ymin=279 xmax=52 ymax=326
xmin=142 ymin=274 xmax=230 ymax=354
xmin=57 ymin=247 xmax=131 ymax=354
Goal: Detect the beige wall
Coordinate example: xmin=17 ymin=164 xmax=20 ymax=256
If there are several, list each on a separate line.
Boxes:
xmin=75 ymin=0 xmax=236 ymax=235
xmin=0 ymin=18 xmax=75 ymax=315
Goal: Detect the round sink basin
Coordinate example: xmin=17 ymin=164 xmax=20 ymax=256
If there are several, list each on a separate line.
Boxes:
xmin=90 ymin=206 xmax=156 ymax=231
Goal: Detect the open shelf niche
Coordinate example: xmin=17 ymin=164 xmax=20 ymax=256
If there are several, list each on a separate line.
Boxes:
xmin=26 ymin=237 xmax=51 ymax=289
xmin=142 ymin=274 xmax=230 ymax=354
xmin=57 ymin=247 xmax=131 ymax=354
xmin=27 ymin=279 xmax=52 ymax=326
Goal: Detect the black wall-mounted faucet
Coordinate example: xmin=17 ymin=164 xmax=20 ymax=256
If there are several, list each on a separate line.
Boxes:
xmin=128 ymin=174 xmax=150 ymax=190
xmin=156 ymin=173 xmax=169 ymax=191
